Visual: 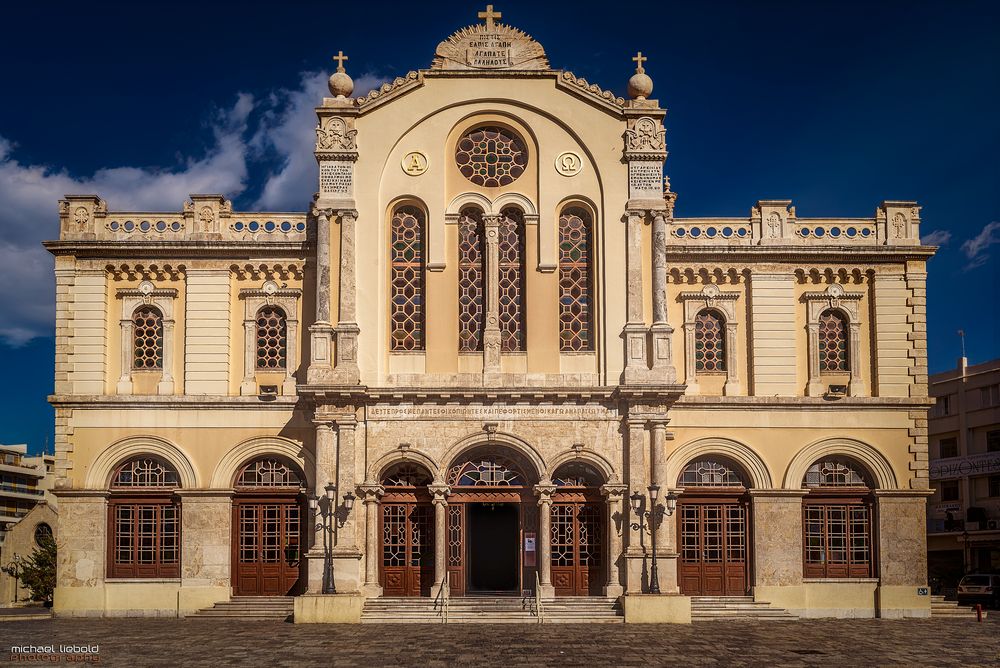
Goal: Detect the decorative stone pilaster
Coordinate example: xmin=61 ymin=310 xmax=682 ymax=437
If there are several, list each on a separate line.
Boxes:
xmin=534 ymin=482 xmax=556 ymax=598
xmin=622 ymin=210 xmax=649 ymax=383
xmin=482 ymin=214 xmax=502 ymax=375
xmin=307 ymin=207 xmax=335 ymax=384
xmin=601 ymin=483 xmax=627 ymax=598
xmin=624 ymin=418 xmax=646 ymax=593
xmin=749 ymin=489 xmax=807 ymax=612
xmin=333 ymin=209 xmax=360 ymax=384
xmin=648 ymin=210 xmax=677 ymax=383
xmin=358 ymin=482 xmax=384 ymax=597
xmin=429 ymin=483 xmax=451 ymax=589
xmin=306 ymin=421 xmax=337 ymax=594
xmin=175 ymin=489 xmax=234 ymax=614
xmin=334 ymin=417 xmax=358 ymax=551
xmin=648 ymin=420 xmax=671 ymax=551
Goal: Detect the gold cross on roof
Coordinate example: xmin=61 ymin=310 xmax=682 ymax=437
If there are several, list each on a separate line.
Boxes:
xmin=478 ymin=4 xmax=502 ymax=30
xmin=632 ymin=51 xmax=647 ymax=73
xmin=332 ymin=50 xmax=348 ymax=72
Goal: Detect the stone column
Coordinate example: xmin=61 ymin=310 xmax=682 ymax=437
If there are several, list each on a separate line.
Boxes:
xmin=483 ymin=214 xmax=502 ymax=374
xmin=429 ymin=484 xmax=450 ymax=589
xmin=622 ymin=210 xmax=649 ymax=383
xmin=307 ymin=208 xmax=335 ymax=383
xmin=116 ymin=317 xmax=134 ymax=394
xmin=307 ymin=421 xmax=337 ymax=594
xmin=534 ymin=483 xmax=556 ymax=598
xmin=648 ymin=420 xmax=670 ymax=550
xmin=176 ymin=489 xmax=233 ymax=615
xmin=875 ymin=490 xmax=932 ymax=618
xmin=749 ymin=490 xmax=807 ymax=613
xmin=624 ymin=418 xmax=646 ymax=594
xmin=358 ymin=482 xmax=384 ymax=597
xmin=334 ymin=418 xmax=358 ymax=550
xmin=601 ymin=483 xmax=627 ymax=598
xmin=648 ymin=210 xmax=676 ymax=382
xmin=158 ymin=317 xmax=175 ymax=395
xmin=334 ymin=209 xmax=360 ymax=382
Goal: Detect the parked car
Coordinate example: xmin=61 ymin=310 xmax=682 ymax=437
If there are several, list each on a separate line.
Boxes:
xmin=957 ymin=574 xmax=1000 ymax=608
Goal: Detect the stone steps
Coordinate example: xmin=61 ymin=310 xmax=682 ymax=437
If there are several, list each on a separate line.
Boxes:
xmin=191 ymin=596 xmax=294 ymax=620
xmin=361 ymin=596 xmax=623 ymax=624
xmin=930 ymin=595 xmax=985 ymax=619
xmin=691 ymin=596 xmax=797 ymax=621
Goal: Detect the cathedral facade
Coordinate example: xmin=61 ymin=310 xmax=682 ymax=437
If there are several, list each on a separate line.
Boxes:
xmin=47 ymin=9 xmax=934 ymax=622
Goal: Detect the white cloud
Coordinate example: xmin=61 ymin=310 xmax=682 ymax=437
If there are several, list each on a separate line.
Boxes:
xmin=920 ymin=229 xmax=952 ymax=247
xmin=961 ymin=221 xmax=1000 ymax=270
xmin=0 ymin=70 xmax=390 ymax=346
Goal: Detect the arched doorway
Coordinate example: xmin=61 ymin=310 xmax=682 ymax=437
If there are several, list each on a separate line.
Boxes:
xmin=445 ymin=446 xmax=539 ymax=596
xmin=232 ymin=457 xmax=306 ymax=596
xmin=379 ymin=462 xmax=434 ymax=597
xmin=551 ymin=462 xmax=606 ymax=596
xmin=802 ymin=457 xmax=874 ymax=578
xmin=676 ymin=457 xmax=751 ymax=596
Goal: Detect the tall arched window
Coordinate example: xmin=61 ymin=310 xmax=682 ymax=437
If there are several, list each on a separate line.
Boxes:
xmin=255 ymin=306 xmax=287 ymax=369
xmin=132 ymin=306 xmax=163 ymax=370
xmin=694 ymin=309 xmax=726 ymax=372
xmin=108 ymin=456 xmax=180 ymax=578
xmin=803 ymin=457 xmax=873 ymax=578
xmin=458 ymin=208 xmax=485 ymax=352
xmin=818 ymin=310 xmax=849 ymax=372
xmin=498 ymin=207 xmax=526 ymax=352
xmin=390 ymin=206 xmax=425 ymax=351
xmin=558 ymin=207 xmax=593 ymax=351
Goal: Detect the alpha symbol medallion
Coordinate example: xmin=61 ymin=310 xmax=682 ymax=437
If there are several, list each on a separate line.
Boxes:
xmin=402 ymin=152 xmax=428 ymax=176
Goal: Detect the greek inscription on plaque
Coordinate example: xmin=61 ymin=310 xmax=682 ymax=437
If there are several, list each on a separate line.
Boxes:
xmin=367 ymin=405 xmax=613 ymax=421
xmin=320 ymin=162 xmax=353 ymax=196
xmin=465 ymin=36 xmax=512 ymax=68
xmin=629 ymin=162 xmax=663 ymax=198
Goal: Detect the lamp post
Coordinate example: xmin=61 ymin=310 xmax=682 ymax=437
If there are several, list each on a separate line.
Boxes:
xmin=629 ymin=485 xmax=678 ymax=594
xmin=309 ymin=483 xmax=337 ymax=594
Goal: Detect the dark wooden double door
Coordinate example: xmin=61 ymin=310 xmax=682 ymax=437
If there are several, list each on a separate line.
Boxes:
xmin=380 ymin=502 xmax=434 ymax=596
xmin=678 ymin=498 xmax=749 ymax=596
xmin=233 ymin=498 xmax=304 ymax=596
xmin=551 ymin=501 xmax=604 ymax=596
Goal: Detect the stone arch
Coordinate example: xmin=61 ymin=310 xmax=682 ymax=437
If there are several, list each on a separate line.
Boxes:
xmin=441 ymin=431 xmax=546 ymax=484
xmin=211 ymin=436 xmax=314 ymax=489
xmin=666 ymin=437 xmax=773 ymax=489
xmin=87 ymin=435 xmax=198 ymax=489
xmin=446 ymin=192 xmax=492 ymax=217
xmin=783 ymin=437 xmax=897 ymax=490
xmin=546 ymin=449 xmax=616 ymax=484
xmin=368 ymin=448 xmax=441 ymax=484
xmin=492 ymin=192 xmax=537 ymax=216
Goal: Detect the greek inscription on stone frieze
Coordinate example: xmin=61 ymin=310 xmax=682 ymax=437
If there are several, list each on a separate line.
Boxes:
xmin=320 ymin=163 xmax=353 ymax=196
xmin=368 ymin=405 xmax=613 ymax=420
xmin=629 ymin=162 xmax=663 ymax=198
xmin=465 ymin=36 xmax=512 ymax=68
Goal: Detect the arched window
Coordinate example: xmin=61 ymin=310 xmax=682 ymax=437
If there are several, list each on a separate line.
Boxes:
xmin=818 ymin=310 xmax=849 ymax=372
xmin=34 ymin=523 xmax=53 ymax=547
xmin=255 ymin=306 xmax=287 ymax=369
xmin=694 ymin=310 xmax=726 ymax=372
xmin=236 ymin=457 xmax=303 ymax=488
xmin=552 ymin=462 xmax=604 ymax=487
xmin=678 ymin=458 xmax=746 ymax=487
xmin=132 ymin=306 xmax=163 ymax=370
xmin=802 ymin=457 xmax=872 ymax=578
xmin=498 ymin=207 xmax=526 ymax=352
xmin=558 ymin=207 xmax=593 ymax=352
xmin=109 ymin=456 xmax=180 ymax=578
xmin=448 ymin=454 xmax=527 ymax=487
xmin=458 ymin=208 xmax=485 ymax=352
xmin=390 ymin=206 xmax=425 ymax=351
xmin=381 ymin=463 xmax=433 ymax=487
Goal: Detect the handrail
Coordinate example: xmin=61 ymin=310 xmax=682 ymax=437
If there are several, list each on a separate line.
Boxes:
xmin=535 ymin=571 xmax=544 ymax=624
xmin=435 ymin=579 xmax=449 ymax=624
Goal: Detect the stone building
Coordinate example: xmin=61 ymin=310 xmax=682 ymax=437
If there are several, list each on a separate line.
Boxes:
xmin=927 ymin=357 xmax=1000 ymax=586
xmin=0 ymin=444 xmax=57 ymax=605
xmin=47 ymin=8 xmax=934 ymax=622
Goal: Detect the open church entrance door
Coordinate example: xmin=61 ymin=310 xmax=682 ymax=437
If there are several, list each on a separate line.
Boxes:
xmin=467 ymin=502 xmax=519 ymax=592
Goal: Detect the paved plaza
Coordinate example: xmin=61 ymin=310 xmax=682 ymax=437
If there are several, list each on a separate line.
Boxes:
xmin=2 ymin=617 xmax=999 ymax=667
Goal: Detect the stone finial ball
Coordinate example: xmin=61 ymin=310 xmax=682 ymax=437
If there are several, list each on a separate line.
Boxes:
xmin=627 ymin=72 xmax=653 ymax=100
xmin=328 ymin=71 xmax=354 ymax=98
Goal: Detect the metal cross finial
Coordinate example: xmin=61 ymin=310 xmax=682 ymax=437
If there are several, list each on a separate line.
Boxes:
xmin=632 ymin=51 xmax=647 ymax=73
xmin=478 ymin=4 xmax=502 ymax=30
xmin=332 ymin=50 xmax=348 ymax=72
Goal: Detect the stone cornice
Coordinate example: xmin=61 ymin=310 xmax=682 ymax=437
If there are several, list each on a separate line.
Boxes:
xmin=48 ymin=395 xmax=303 ymax=410
xmin=663 ymin=246 xmax=934 ymax=263
xmin=675 ymin=396 xmax=935 ymax=409
xmin=43 ymin=240 xmax=309 ymax=258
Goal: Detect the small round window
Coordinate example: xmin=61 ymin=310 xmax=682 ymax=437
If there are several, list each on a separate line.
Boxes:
xmin=34 ymin=523 xmax=53 ymax=547
xmin=456 ymin=126 xmax=527 ymax=187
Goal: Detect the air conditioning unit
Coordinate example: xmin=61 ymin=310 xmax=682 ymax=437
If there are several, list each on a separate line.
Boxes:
xmin=988 ymin=520 xmax=999 ymax=531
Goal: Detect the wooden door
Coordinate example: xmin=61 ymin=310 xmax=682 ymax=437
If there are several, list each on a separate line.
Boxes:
xmin=550 ymin=502 xmax=603 ymax=596
xmin=678 ymin=501 xmax=748 ymax=596
xmin=446 ymin=504 xmax=465 ymax=596
xmin=233 ymin=500 xmax=302 ymax=596
xmin=381 ymin=502 xmax=434 ymax=596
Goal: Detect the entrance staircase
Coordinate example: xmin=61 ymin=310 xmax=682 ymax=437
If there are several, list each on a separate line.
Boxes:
xmin=361 ymin=595 xmax=623 ymax=624
xmin=930 ymin=595 xmax=985 ymax=619
xmin=691 ymin=596 xmax=797 ymax=621
xmin=190 ymin=596 xmax=294 ymax=621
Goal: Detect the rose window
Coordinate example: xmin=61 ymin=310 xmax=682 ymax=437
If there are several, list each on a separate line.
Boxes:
xmin=456 ymin=127 xmax=527 ymax=187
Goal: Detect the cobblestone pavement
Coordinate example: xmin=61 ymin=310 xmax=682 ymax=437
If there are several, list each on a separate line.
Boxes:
xmin=2 ymin=617 xmax=999 ymax=667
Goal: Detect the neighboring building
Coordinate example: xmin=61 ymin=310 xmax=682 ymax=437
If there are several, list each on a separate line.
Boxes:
xmin=46 ymin=8 xmax=934 ymax=622
xmin=0 ymin=502 xmax=58 ymax=605
xmin=927 ymin=357 xmax=1000 ymax=586
xmin=0 ymin=444 xmax=57 ymax=605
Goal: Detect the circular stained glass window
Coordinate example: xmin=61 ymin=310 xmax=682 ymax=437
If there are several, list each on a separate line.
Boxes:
xmin=456 ymin=126 xmax=527 ymax=188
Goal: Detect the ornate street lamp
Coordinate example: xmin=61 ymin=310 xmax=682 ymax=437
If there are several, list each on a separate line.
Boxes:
xmin=630 ymin=484 xmax=679 ymax=595
xmin=309 ymin=483 xmax=338 ymax=594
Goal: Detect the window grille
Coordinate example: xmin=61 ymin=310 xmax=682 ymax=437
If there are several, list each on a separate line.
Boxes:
xmin=558 ymin=208 xmax=593 ymax=351
xmin=390 ymin=206 xmax=425 ymax=351
xmin=132 ymin=307 xmax=163 ymax=370
xmin=694 ymin=310 xmax=726 ymax=372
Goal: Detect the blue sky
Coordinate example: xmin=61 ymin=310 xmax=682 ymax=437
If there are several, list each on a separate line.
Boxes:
xmin=1 ymin=0 xmax=997 ymax=453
